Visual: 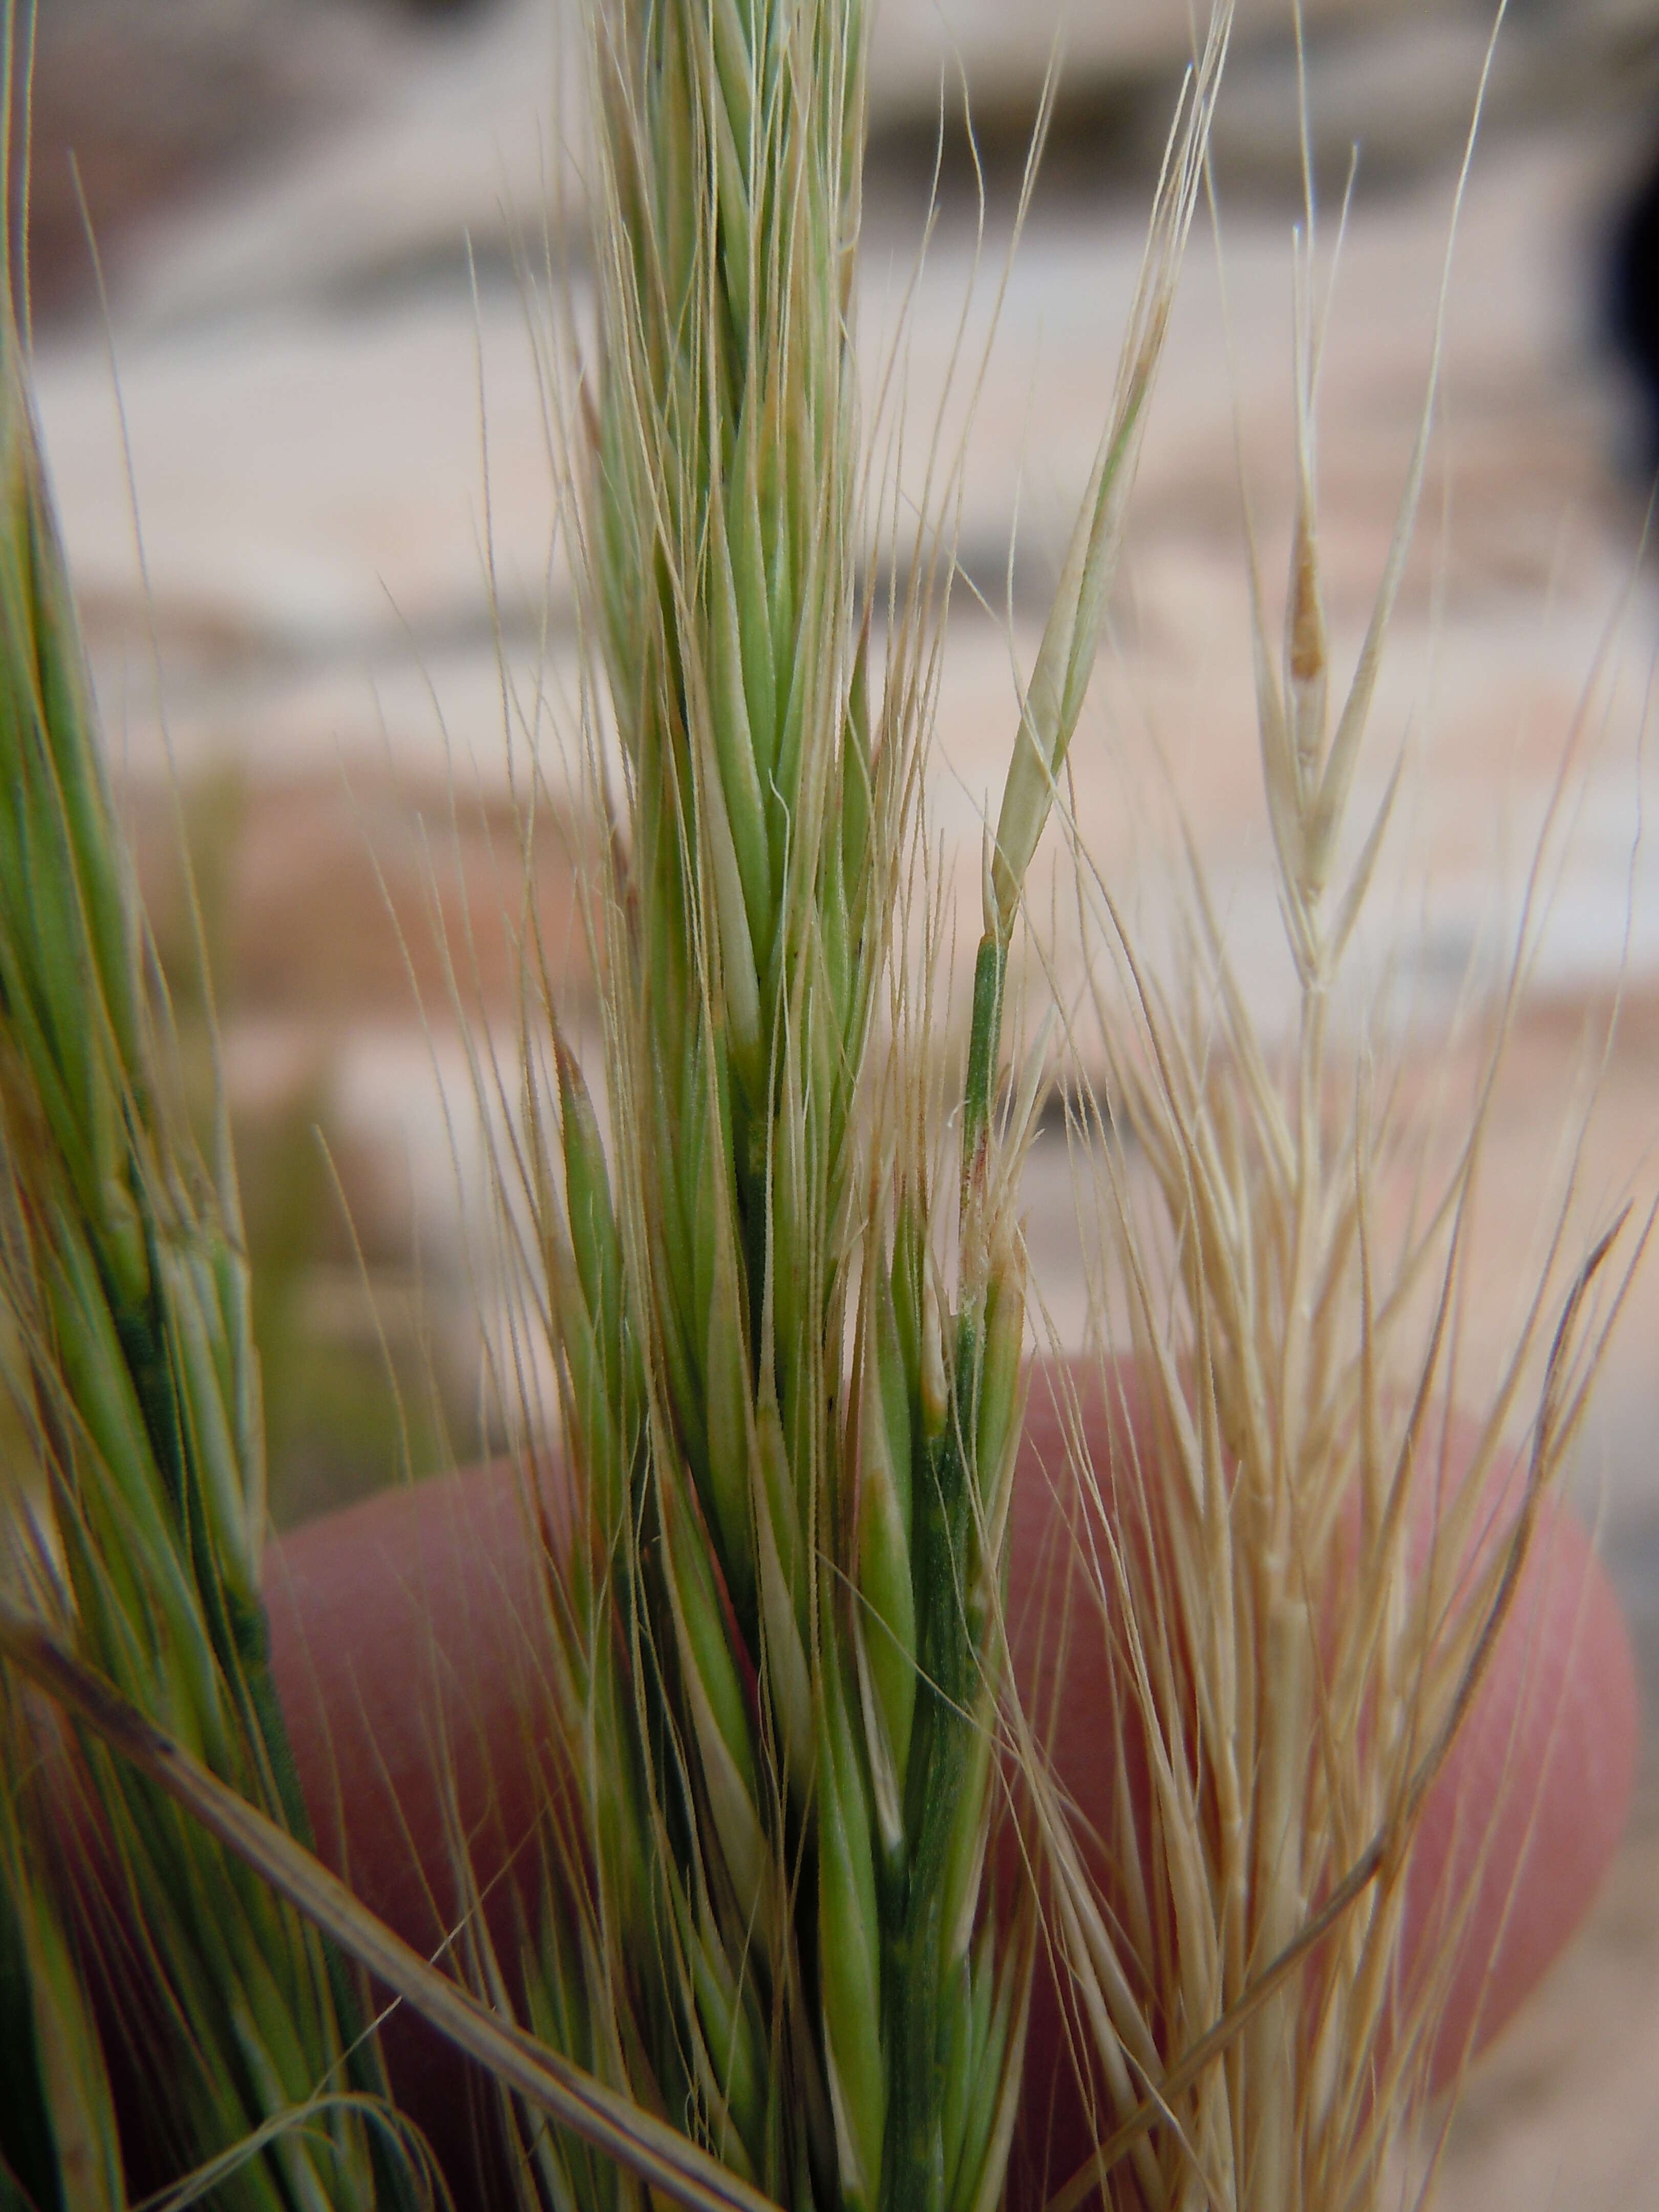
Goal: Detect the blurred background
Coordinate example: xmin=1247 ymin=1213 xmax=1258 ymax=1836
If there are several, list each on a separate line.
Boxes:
xmin=26 ymin=2 xmax=1659 ymax=2200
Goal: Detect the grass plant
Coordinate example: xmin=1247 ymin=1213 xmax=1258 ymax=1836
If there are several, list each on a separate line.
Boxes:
xmin=454 ymin=7 xmax=1233 ymax=2206
xmin=463 ymin=2 xmax=1218 ymax=2203
xmin=0 ymin=14 xmax=416 ymax=2205
xmin=0 ymin=1 xmax=1643 ymax=2210
xmin=1027 ymin=174 xmax=1634 ymax=2204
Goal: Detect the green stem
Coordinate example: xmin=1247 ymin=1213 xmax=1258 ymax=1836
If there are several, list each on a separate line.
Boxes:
xmin=961 ymin=935 xmax=1006 ymax=1189
xmin=881 ymin=926 xmax=1015 ymax=2209
xmin=883 ymin=1313 xmax=985 ymax=2212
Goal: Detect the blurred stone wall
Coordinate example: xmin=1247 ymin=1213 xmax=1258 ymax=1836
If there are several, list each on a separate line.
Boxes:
xmin=28 ymin=1 xmax=383 ymax=310
xmin=32 ymin=0 xmax=1659 ymax=324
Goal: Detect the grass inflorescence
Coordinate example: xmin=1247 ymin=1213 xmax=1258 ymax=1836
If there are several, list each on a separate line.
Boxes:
xmin=0 ymin=12 xmax=418 ymax=2201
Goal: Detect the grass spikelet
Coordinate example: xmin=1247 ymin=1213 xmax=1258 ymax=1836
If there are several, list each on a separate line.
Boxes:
xmin=1017 ymin=30 xmax=1642 ymax=2208
xmin=479 ymin=5 xmax=1222 ymax=2209
xmin=484 ymin=7 xmax=1248 ymax=2211
xmin=511 ymin=0 xmax=1020 ymax=2199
